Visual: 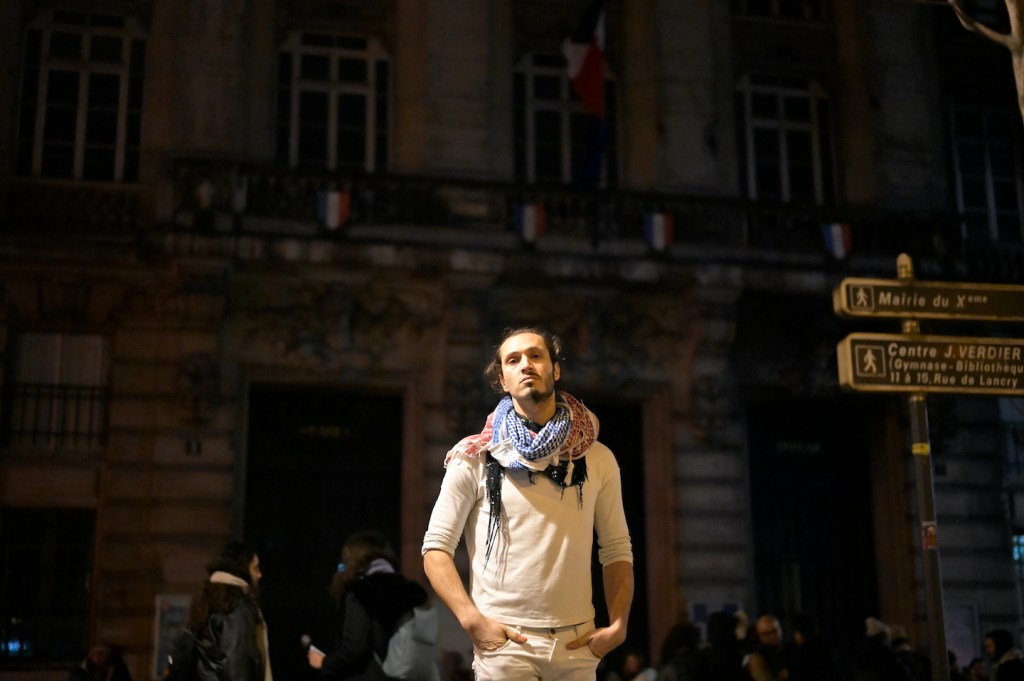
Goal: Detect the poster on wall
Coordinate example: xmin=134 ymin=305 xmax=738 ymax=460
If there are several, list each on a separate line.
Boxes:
xmin=153 ymin=594 xmax=191 ymax=680
xmin=944 ymin=602 xmax=980 ymax=672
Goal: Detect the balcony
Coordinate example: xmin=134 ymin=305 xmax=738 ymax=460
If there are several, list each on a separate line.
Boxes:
xmin=0 ymin=177 xmax=147 ymax=240
xmin=2 ymin=163 xmax=1022 ymax=282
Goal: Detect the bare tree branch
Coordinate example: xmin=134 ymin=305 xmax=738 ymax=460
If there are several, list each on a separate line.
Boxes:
xmin=948 ymin=0 xmax=1015 ymax=48
xmin=947 ymin=0 xmax=1024 ymax=125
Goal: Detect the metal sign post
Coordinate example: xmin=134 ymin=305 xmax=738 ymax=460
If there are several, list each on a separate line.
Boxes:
xmin=834 ymin=254 xmax=1024 ymax=681
xmin=908 ymin=390 xmax=947 ymax=681
xmin=896 ymin=256 xmax=948 ymax=681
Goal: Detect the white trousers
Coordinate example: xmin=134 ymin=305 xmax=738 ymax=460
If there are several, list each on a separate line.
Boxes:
xmin=471 ymin=620 xmax=602 ymax=681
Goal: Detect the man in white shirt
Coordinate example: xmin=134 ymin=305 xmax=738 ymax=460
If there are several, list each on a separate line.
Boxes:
xmin=422 ymin=327 xmax=634 ymax=680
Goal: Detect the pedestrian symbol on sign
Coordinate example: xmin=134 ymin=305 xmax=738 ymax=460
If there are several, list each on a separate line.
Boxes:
xmin=850 ymin=285 xmax=875 ymax=311
xmin=855 ymin=344 xmax=886 ymax=377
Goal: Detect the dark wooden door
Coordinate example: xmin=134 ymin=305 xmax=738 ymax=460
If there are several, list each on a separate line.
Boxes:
xmin=747 ymin=398 xmax=880 ymax=657
xmin=244 ymin=384 xmax=403 ymax=681
xmin=583 ymin=398 xmax=651 ymax=671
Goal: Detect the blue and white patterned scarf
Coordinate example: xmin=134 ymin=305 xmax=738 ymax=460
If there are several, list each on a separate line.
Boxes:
xmin=444 ymin=391 xmax=598 ymax=566
xmin=489 ymin=395 xmax=572 ymax=469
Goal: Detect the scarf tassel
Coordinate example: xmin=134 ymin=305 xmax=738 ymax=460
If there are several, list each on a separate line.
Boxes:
xmin=484 ymin=457 xmax=504 ymax=567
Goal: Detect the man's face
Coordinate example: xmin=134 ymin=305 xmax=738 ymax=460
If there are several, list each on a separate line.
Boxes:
xmin=985 ymin=637 xmax=996 ymax=659
xmin=249 ymin=554 xmax=262 ymax=588
xmin=498 ymin=332 xmax=560 ymax=406
xmin=756 ymin=618 xmax=782 ymax=648
xmin=88 ymin=646 xmax=110 ymax=670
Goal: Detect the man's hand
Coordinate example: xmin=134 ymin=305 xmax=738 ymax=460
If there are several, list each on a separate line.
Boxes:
xmin=565 ymin=620 xmax=626 ymax=659
xmin=464 ymin=611 xmax=527 ymax=651
xmin=424 ymin=549 xmax=528 ymax=651
xmin=570 ymin=560 xmax=632 ymax=658
xmin=306 ymin=649 xmax=325 ymax=669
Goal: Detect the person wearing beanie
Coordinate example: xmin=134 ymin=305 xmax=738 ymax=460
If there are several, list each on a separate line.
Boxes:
xmin=188 ymin=540 xmax=272 ymax=681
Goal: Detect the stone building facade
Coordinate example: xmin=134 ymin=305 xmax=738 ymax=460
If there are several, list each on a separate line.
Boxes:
xmin=0 ymin=1 xmax=1022 ymax=680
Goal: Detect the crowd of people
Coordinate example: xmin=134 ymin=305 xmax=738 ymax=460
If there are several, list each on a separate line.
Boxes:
xmin=592 ymin=610 xmax=1024 ymax=681
xmin=70 ymin=327 xmax=1024 ymax=681
xmin=141 ymin=531 xmax=1024 ymax=681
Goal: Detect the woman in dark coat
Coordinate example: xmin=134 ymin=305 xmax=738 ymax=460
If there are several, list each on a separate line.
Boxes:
xmin=308 ymin=529 xmax=432 ymax=681
xmin=188 ymin=541 xmax=270 ymax=681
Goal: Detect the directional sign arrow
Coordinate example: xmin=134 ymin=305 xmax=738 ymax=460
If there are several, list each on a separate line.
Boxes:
xmin=837 ymin=333 xmax=1024 ymax=395
xmin=834 ymin=278 xmax=1024 ymax=321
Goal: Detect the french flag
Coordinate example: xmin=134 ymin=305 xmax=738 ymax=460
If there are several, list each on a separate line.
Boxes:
xmin=822 ymin=222 xmax=852 ymax=260
xmin=515 ymin=203 xmax=546 ymax=243
xmin=644 ymin=212 xmax=674 ymax=251
xmin=317 ymin=189 xmax=351 ymax=230
xmin=562 ymin=0 xmax=605 ymax=119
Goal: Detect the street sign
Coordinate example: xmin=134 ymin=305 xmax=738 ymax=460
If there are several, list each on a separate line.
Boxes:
xmin=834 ymin=278 xmax=1024 ymax=321
xmin=837 ymin=332 xmax=1024 ymax=395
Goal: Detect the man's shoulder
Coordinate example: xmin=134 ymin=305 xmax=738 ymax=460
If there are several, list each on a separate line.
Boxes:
xmin=444 ymin=453 xmax=488 ymax=473
xmin=585 ymin=440 xmax=617 ymax=464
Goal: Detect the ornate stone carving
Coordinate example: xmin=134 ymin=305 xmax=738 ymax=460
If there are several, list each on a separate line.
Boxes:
xmin=179 ymin=353 xmax=221 ymax=426
xmin=230 ymin=278 xmax=444 ymax=370
xmin=480 ymin=282 xmax=703 ymax=433
xmin=483 ymin=283 xmax=701 ymax=385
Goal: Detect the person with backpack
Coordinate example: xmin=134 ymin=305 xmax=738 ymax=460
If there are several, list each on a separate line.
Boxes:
xmin=168 ymin=540 xmax=271 ymax=681
xmin=307 ymin=529 xmax=438 ymax=681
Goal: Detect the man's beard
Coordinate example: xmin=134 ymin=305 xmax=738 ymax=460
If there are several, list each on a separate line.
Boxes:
xmin=526 ymin=382 xmax=555 ymax=404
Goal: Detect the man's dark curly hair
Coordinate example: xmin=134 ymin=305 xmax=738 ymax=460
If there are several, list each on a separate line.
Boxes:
xmin=483 ymin=326 xmax=563 ymax=394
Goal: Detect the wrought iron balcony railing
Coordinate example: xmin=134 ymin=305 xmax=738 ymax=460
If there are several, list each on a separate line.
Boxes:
xmin=166 ymin=160 xmax=955 ymax=258
xmin=3 ymin=382 xmax=109 ymax=451
xmin=1 ymin=176 xmax=146 ymax=238
xmin=2 ymin=163 xmax=1022 ymax=282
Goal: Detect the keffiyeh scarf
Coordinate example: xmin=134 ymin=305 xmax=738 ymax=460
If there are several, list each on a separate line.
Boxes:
xmin=445 ymin=391 xmax=598 ymax=564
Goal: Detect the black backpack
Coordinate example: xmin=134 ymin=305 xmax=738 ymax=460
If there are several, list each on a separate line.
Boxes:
xmin=166 ymin=628 xmax=198 ymax=681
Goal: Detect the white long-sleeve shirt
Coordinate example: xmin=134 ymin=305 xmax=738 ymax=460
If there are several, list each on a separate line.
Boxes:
xmin=422 ymin=441 xmax=633 ymax=628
